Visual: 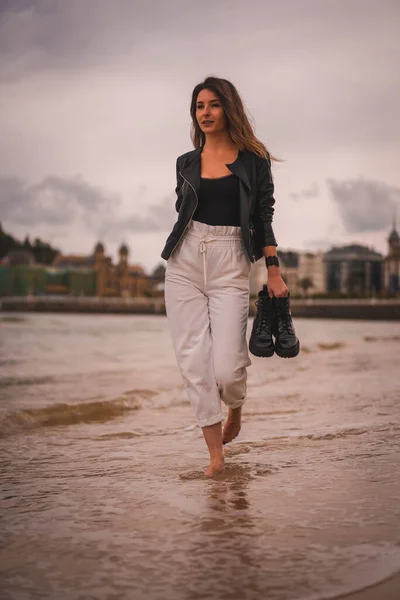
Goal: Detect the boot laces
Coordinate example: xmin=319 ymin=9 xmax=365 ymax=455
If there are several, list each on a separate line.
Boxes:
xmin=275 ymin=298 xmax=295 ymax=334
xmin=255 ymin=296 xmax=271 ymax=335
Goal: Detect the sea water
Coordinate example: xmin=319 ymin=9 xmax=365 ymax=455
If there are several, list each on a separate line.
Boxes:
xmin=1 ymin=313 xmax=400 ymax=600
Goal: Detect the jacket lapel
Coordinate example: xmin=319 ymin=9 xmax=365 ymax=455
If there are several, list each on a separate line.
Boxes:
xmin=179 ymin=147 xmax=202 ymax=196
xmin=226 ymin=149 xmax=251 ymax=191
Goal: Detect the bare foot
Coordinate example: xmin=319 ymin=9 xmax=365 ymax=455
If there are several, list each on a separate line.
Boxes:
xmin=222 ymin=407 xmax=242 ymax=445
xmin=204 ymin=456 xmax=225 ymax=478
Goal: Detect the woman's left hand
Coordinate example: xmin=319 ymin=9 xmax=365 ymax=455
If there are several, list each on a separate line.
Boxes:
xmin=267 ymin=274 xmax=289 ymax=298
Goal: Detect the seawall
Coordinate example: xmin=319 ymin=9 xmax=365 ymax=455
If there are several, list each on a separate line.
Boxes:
xmin=1 ymin=296 xmax=400 ymax=320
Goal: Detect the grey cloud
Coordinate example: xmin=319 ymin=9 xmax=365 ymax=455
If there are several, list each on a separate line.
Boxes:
xmin=327 ymin=177 xmax=400 ymax=233
xmin=0 ymin=0 xmax=217 ymax=76
xmin=0 ymin=175 xmax=120 ymax=225
xmin=0 ymin=174 xmax=176 ymax=240
xmin=2 ymin=0 xmax=399 ymax=77
xmin=0 ymin=0 xmax=138 ymax=78
xmin=1 ymin=0 xmax=399 ymax=153
xmin=290 ymin=184 xmax=320 ymax=201
xmin=103 ymin=195 xmax=177 ymax=240
xmin=0 ymin=0 xmax=34 ymax=12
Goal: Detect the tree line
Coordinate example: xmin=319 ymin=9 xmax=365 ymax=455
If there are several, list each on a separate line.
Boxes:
xmin=0 ymin=222 xmax=60 ymax=265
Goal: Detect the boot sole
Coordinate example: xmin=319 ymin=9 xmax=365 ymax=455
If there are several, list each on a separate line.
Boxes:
xmin=249 ymin=340 xmax=275 ymax=358
xmin=274 ymin=340 xmax=300 ymax=358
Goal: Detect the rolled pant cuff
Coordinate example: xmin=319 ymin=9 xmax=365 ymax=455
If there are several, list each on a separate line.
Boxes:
xmin=224 ymin=399 xmax=246 ymax=410
xmin=198 ymin=413 xmax=225 ymax=428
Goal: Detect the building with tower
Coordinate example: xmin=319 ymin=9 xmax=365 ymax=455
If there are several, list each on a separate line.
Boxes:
xmin=383 ymin=216 xmax=400 ymax=293
xmin=324 ymin=244 xmax=383 ymax=295
xmin=52 ymin=241 xmax=149 ymax=297
xmin=249 ymin=249 xmax=326 ymax=297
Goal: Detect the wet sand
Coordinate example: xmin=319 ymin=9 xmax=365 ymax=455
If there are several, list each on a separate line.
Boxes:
xmin=336 ymin=572 xmax=400 ymax=599
xmin=1 ymin=313 xmax=400 ymax=600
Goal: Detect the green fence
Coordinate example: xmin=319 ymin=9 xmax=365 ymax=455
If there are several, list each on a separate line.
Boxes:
xmin=0 ymin=266 xmax=12 ymax=296
xmin=0 ymin=266 xmax=97 ymax=297
xmin=0 ymin=265 xmax=47 ymax=296
xmin=45 ymin=269 xmax=69 ymax=292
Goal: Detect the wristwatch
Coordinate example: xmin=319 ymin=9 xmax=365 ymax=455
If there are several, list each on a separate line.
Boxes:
xmin=265 ymin=255 xmax=280 ymax=268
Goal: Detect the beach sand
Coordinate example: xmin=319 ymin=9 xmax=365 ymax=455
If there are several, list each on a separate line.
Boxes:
xmin=336 ymin=572 xmax=400 ymax=599
xmin=1 ymin=313 xmax=400 ymax=600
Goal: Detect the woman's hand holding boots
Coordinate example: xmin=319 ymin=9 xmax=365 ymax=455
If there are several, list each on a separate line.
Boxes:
xmin=267 ymin=273 xmax=288 ymax=298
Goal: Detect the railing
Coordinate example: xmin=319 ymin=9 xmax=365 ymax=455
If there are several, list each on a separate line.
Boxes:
xmin=0 ymin=295 xmax=164 ymax=304
xmin=1 ymin=295 xmax=400 ymax=320
xmin=289 ymin=297 xmax=400 ymax=306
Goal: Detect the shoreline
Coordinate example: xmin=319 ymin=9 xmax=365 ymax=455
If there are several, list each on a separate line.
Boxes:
xmin=332 ymin=570 xmax=400 ymax=600
xmin=1 ymin=296 xmax=400 ymax=320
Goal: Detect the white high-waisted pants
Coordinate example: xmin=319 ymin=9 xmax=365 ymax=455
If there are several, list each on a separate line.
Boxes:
xmin=164 ymin=219 xmax=252 ymax=428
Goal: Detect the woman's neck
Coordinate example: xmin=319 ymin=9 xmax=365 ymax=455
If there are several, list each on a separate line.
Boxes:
xmin=202 ymin=132 xmax=238 ymax=155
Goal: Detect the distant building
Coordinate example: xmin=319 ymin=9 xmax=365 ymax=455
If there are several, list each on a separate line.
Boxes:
xmin=91 ymin=242 xmax=149 ymax=297
xmin=251 ymin=243 xmax=385 ymax=297
xmin=52 ymin=253 xmax=94 ymax=270
xmin=324 ymin=244 xmax=383 ymax=295
xmin=249 ymin=251 xmax=300 ymax=297
xmin=383 ymin=218 xmax=400 ymax=293
xmin=149 ymin=264 xmax=166 ymax=297
xmin=277 ymin=250 xmax=299 ymax=294
xmin=50 ymin=242 xmax=150 ymax=297
xmin=297 ymin=251 xmax=326 ymax=295
xmin=2 ymin=249 xmax=36 ymax=266
xmin=249 ymin=249 xmax=326 ymax=296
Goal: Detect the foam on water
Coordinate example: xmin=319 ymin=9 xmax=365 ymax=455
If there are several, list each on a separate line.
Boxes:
xmin=0 ymin=395 xmax=143 ymax=436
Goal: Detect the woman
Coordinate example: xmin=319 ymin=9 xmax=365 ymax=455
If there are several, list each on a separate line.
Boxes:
xmin=161 ymin=76 xmax=288 ymax=477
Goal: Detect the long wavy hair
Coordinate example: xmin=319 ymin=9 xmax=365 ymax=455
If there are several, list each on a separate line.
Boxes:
xmin=190 ymin=76 xmax=280 ymax=162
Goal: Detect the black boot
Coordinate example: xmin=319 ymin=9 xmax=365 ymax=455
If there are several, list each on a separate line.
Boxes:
xmin=272 ymin=292 xmax=300 ymax=358
xmin=249 ymin=285 xmax=275 ymax=357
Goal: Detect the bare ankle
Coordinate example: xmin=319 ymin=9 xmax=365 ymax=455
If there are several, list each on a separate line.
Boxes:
xmin=204 ymin=454 xmax=225 ymax=477
xmin=223 ymin=407 xmax=242 ymax=445
xmin=227 ymin=406 xmax=242 ymax=421
xmin=209 ymin=449 xmax=224 ymax=463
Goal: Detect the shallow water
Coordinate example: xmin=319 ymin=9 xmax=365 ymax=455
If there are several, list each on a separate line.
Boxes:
xmin=1 ymin=313 xmax=400 ymax=600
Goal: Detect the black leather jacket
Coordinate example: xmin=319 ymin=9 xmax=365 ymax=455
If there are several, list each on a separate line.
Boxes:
xmin=161 ymin=146 xmax=278 ymax=263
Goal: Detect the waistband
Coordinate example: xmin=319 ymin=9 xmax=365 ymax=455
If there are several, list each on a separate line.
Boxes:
xmin=185 ymin=220 xmax=245 ymax=287
xmin=187 ymin=219 xmax=242 ymax=239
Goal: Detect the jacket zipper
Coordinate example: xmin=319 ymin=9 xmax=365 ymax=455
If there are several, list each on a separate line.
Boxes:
xmin=170 ymin=173 xmax=256 ymax=263
xmin=169 ymin=172 xmax=199 ymax=256
xmin=249 ymin=224 xmax=256 ymax=262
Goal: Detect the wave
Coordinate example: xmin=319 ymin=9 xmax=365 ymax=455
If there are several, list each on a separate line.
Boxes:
xmin=1 ymin=375 xmax=56 ymax=388
xmin=0 ymin=394 xmax=143 ymax=437
xmin=0 ymin=316 xmax=27 ymax=323
xmin=297 ymin=543 xmax=400 ymax=600
xmin=317 ymin=342 xmax=346 ymax=350
xmin=96 ymin=431 xmax=143 ymax=440
xmin=300 ymin=426 xmax=368 ymax=441
xmin=364 ymin=335 xmax=400 ymax=342
xmin=95 ymin=422 xmax=197 ymax=441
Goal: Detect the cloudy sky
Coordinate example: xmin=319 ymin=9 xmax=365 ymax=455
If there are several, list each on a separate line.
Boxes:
xmin=0 ymin=0 xmax=399 ymax=272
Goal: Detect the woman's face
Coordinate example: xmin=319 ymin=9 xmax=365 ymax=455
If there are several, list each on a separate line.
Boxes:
xmin=196 ymin=88 xmax=227 ymax=135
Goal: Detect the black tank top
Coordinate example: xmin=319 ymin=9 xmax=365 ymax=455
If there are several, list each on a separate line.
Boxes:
xmin=192 ymin=173 xmax=240 ymax=227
